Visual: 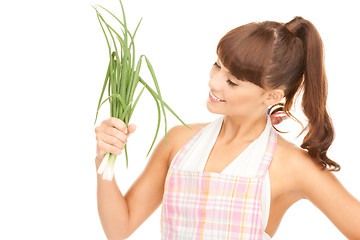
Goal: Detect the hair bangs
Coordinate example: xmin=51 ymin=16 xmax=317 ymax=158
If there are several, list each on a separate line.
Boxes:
xmin=216 ymin=23 xmax=276 ymax=88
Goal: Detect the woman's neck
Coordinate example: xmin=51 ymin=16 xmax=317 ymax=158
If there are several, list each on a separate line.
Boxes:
xmin=218 ymin=113 xmax=268 ymax=144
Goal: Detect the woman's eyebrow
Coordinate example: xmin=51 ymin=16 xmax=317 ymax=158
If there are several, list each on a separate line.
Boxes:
xmin=214 ymin=61 xmax=241 ymax=82
xmin=219 ymin=60 xmax=241 ymax=80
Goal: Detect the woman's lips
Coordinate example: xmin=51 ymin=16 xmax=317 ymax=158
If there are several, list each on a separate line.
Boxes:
xmin=209 ymin=92 xmax=225 ymax=102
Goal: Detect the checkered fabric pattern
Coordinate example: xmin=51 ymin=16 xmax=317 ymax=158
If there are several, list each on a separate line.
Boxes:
xmin=161 ymin=124 xmax=278 ymax=240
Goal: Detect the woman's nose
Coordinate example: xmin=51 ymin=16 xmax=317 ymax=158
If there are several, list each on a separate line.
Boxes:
xmin=208 ymin=70 xmax=225 ymax=89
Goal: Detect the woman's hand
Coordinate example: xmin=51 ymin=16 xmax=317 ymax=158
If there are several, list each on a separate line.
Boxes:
xmin=94 ymin=117 xmax=136 ymax=166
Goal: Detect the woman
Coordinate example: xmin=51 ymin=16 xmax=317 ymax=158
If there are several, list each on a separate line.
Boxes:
xmin=94 ymin=16 xmax=360 ymax=239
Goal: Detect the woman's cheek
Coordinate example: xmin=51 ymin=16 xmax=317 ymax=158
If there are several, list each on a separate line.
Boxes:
xmin=234 ymin=93 xmax=253 ymax=105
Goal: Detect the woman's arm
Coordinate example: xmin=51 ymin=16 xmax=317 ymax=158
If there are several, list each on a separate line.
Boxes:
xmin=96 ymin=160 xmax=131 ymax=240
xmin=122 ymin=126 xmax=176 ymax=238
xmin=294 ymin=150 xmax=360 ymax=239
xmin=95 ymin=117 xmax=180 ymax=239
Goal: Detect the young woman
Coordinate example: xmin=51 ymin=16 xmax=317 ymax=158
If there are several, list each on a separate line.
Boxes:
xmin=94 ymin=16 xmax=360 ymax=239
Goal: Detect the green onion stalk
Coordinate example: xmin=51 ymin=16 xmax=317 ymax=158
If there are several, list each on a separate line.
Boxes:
xmin=93 ymin=0 xmax=191 ymax=181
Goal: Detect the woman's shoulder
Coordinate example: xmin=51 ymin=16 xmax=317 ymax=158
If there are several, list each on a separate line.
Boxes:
xmin=167 ymin=121 xmax=211 ymax=166
xmin=275 ymin=134 xmax=325 ymax=171
xmin=171 ymin=121 xmax=210 ymax=139
xmin=272 ymin=134 xmax=329 ymax=196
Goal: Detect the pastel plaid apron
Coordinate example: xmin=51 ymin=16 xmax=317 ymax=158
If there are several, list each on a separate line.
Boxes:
xmin=161 ymin=116 xmax=278 ymax=240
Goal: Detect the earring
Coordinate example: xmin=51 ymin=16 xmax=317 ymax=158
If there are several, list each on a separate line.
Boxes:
xmin=269 ymin=111 xmax=289 ymax=125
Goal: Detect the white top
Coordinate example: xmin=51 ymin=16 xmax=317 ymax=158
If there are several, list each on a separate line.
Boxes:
xmin=175 ymin=115 xmax=273 ymax=239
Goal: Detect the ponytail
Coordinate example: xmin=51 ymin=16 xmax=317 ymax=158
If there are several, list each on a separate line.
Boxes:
xmin=216 ymin=16 xmax=340 ymax=171
xmin=285 ymin=17 xmax=340 ymax=171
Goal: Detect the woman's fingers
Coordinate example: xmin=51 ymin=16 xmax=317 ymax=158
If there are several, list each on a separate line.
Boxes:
xmin=97 ymin=133 xmax=126 ymax=150
xmin=95 ymin=117 xmax=136 ymax=160
xmin=100 ymin=126 xmax=128 ymax=144
xmin=127 ymin=124 xmax=137 ymax=135
xmin=102 ymin=117 xmax=127 ymax=132
xmin=97 ymin=139 xmax=123 ymax=156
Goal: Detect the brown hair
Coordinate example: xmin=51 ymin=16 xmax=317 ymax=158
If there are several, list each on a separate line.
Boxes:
xmin=216 ymin=16 xmax=340 ymax=171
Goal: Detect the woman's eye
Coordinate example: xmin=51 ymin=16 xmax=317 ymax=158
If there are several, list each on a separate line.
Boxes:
xmin=227 ymin=79 xmax=237 ymax=86
xmin=213 ymin=62 xmax=237 ymax=86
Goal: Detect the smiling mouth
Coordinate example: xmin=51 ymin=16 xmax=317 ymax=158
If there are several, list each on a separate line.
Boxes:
xmin=209 ymin=92 xmax=226 ymax=102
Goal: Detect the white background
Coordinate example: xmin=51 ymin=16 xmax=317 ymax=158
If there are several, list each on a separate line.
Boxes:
xmin=1 ymin=0 xmax=359 ymax=239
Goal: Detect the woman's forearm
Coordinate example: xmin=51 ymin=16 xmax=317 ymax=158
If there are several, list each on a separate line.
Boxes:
xmin=96 ymin=157 xmax=130 ymax=240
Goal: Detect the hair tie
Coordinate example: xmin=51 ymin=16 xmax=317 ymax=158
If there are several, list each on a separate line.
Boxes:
xmin=268 ymin=110 xmax=290 ymax=125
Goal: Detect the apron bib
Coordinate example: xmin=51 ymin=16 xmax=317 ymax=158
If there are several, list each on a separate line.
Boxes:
xmin=161 ymin=116 xmax=278 ymax=240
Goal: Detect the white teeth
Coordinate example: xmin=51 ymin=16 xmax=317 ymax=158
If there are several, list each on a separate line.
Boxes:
xmin=210 ymin=92 xmax=224 ymax=101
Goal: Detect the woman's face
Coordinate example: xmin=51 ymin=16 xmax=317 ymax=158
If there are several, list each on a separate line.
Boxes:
xmin=206 ymin=58 xmax=268 ymax=117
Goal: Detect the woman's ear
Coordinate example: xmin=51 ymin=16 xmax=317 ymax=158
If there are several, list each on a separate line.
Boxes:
xmin=263 ymin=88 xmax=285 ymax=106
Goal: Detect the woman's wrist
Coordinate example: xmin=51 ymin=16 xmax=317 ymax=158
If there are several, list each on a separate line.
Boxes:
xmin=95 ymin=155 xmax=105 ymax=172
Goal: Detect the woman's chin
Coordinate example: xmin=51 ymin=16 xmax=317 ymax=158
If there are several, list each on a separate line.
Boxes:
xmin=206 ymin=100 xmax=224 ymax=114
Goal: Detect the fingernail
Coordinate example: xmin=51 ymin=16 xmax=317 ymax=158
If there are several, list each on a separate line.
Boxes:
xmin=122 ymin=127 xmax=128 ymax=134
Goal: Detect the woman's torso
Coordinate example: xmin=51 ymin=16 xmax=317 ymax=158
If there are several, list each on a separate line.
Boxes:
xmin=166 ymin=116 xmax=304 ymax=238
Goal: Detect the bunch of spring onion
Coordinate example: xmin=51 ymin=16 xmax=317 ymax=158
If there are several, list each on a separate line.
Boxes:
xmin=93 ymin=0 xmax=190 ymax=181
